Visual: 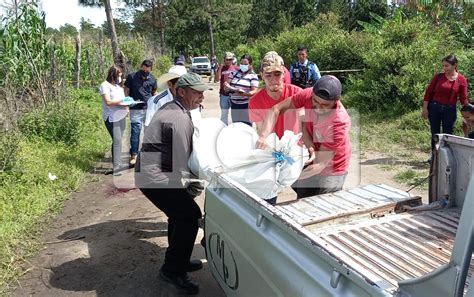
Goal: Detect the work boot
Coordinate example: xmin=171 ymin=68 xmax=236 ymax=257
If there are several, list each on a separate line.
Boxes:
xmin=187 ymin=259 xmax=203 ymax=272
xmin=129 ymin=154 xmax=137 ymax=166
xmin=159 ymin=269 xmax=199 ymax=295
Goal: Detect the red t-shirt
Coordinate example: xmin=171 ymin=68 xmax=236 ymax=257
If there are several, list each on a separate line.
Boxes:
xmin=219 ymin=64 xmax=239 ymax=95
xmin=423 ymin=73 xmax=469 ymax=106
xmin=292 ymin=88 xmax=352 ymax=176
xmin=249 ymin=84 xmax=302 ymax=138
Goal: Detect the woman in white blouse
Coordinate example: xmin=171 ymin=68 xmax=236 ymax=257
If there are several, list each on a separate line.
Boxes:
xmin=100 ymin=65 xmax=128 ymax=175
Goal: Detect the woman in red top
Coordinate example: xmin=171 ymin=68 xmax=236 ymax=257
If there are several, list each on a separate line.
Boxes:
xmin=422 ymin=55 xmax=469 ymax=150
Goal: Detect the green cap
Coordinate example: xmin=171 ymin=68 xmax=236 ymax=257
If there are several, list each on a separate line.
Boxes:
xmin=177 ymin=72 xmax=212 ymax=92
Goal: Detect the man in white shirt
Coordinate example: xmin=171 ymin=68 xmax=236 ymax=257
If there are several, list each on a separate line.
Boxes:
xmin=145 ymin=65 xmax=188 ymax=127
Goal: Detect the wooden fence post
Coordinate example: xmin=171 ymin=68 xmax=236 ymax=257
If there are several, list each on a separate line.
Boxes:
xmin=74 ymin=33 xmax=81 ymax=89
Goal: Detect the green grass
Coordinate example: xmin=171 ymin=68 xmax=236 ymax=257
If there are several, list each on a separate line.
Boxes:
xmin=0 ymin=88 xmax=109 ymax=294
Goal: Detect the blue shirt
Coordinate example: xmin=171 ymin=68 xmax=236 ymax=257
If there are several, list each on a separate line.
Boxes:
xmin=289 ymin=60 xmax=321 ymax=88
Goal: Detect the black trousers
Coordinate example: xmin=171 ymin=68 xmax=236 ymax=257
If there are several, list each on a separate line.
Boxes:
xmin=140 ymin=188 xmax=202 ymax=276
xmin=292 ymin=173 xmax=347 ymax=199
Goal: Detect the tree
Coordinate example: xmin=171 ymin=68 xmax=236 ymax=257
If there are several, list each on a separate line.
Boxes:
xmin=58 ymin=23 xmax=78 ymax=37
xmin=78 ymin=0 xmax=122 ymax=66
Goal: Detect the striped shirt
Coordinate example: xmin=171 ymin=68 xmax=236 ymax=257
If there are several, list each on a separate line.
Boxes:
xmin=228 ymin=70 xmax=259 ymax=104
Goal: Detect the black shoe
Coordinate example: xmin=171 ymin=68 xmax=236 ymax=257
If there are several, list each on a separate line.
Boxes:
xmin=159 ymin=269 xmax=199 ymax=295
xmin=187 ymin=259 xmax=203 ymax=272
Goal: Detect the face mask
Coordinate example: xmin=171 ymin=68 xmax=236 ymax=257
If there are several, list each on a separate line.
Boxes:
xmin=117 ymin=77 xmax=122 ymax=84
xmin=239 ymin=64 xmax=249 ymax=72
xmin=140 ymin=70 xmax=149 ymax=78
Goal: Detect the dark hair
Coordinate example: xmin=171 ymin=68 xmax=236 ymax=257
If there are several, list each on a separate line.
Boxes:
xmin=240 ymin=54 xmax=252 ymax=64
xmin=169 ymin=77 xmax=179 ymax=86
xmin=442 ymin=54 xmax=458 ymax=66
xmin=106 ymin=65 xmax=122 ymax=84
xmin=461 ymin=103 xmax=474 ymax=114
xmin=141 ymin=59 xmax=153 ymax=67
xmin=297 ymin=46 xmax=308 ymax=53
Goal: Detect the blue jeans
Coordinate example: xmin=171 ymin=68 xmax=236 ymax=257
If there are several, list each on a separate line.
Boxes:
xmin=130 ymin=109 xmax=146 ymax=156
xmin=219 ymin=94 xmax=230 ymax=125
xmin=428 ymin=101 xmax=457 ymax=150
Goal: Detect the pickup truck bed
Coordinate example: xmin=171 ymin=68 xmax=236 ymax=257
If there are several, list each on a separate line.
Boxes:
xmin=275 ymin=185 xmax=473 ymax=295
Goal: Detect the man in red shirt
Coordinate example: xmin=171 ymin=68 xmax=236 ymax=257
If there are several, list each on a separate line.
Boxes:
xmin=256 ymin=75 xmax=351 ymax=199
xmin=215 ymin=52 xmax=239 ymax=125
xmin=249 ymin=51 xmax=302 ymax=138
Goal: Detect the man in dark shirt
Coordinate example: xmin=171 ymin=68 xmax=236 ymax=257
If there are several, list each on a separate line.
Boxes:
xmin=124 ymin=60 xmax=157 ymax=166
xmin=135 ymin=72 xmax=211 ymax=295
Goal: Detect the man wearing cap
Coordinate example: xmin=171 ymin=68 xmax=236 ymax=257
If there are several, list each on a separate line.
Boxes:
xmin=125 ymin=59 xmax=158 ymax=166
xmin=144 ymin=65 xmax=187 ymax=127
xmin=215 ymin=52 xmax=238 ymax=125
xmin=256 ymin=75 xmax=351 ymax=199
xmin=249 ymin=51 xmax=302 ymax=139
xmin=135 ymin=72 xmax=211 ymax=295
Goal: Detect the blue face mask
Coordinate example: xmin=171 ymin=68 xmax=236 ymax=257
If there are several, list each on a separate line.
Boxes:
xmin=239 ymin=64 xmax=249 ymax=73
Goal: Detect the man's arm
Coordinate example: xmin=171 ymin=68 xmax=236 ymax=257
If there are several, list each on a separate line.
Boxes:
xmin=214 ymin=65 xmax=222 ymax=83
xmin=255 ymin=97 xmax=295 ymax=149
xmin=311 ymin=63 xmax=321 ymax=81
xmin=124 ymin=74 xmax=132 ymax=97
xmin=462 ymin=121 xmax=469 ymax=137
xmin=298 ymin=144 xmax=334 ymax=180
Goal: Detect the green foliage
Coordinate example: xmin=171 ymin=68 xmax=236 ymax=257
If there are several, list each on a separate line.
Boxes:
xmin=344 ymin=16 xmax=461 ymax=114
xmin=19 ymin=102 xmax=83 ymax=145
xmin=154 ymin=54 xmax=173 ymax=76
xmin=120 ymin=36 xmax=147 ymax=69
xmin=0 ymin=90 xmax=109 ymax=293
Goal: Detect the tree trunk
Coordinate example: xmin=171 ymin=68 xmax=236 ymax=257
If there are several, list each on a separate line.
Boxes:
xmin=207 ymin=0 xmax=215 ymax=58
xmin=208 ymin=17 xmax=215 ymax=58
xmin=104 ymin=0 xmax=120 ymax=64
xmin=74 ymin=33 xmax=81 ymax=89
xmin=152 ymin=0 xmax=166 ymax=55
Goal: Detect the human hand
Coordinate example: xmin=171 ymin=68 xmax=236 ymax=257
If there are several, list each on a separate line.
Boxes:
xmin=299 ymin=164 xmax=318 ymax=180
xmin=422 ymin=108 xmax=429 ymax=119
xmin=255 ymin=136 xmax=268 ymax=150
xmin=186 ymin=181 xmax=205 ymax=197
xmin=304 ymin=147 xmax=316 ymax=165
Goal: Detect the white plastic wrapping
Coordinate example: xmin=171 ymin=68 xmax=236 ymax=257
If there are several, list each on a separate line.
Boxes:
xmin=188 ymin=119 xmax=308 ymax=200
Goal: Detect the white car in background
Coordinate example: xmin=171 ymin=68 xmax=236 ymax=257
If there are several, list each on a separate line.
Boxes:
xmin=190 ymin=56 xmax=211 ymax=75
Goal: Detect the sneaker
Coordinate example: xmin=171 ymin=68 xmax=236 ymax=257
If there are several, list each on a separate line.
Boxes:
xmin=187 ymin=259 xmax=203 ymax=272
xmin=129 ymin=154 xmax=137 ymax=166
xmin=159 ymin=269 xmax=199 ymax=295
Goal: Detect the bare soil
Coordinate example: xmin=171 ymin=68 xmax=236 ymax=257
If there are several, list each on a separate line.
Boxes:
xmin=10 ymin=80 xmax=427 ymax=297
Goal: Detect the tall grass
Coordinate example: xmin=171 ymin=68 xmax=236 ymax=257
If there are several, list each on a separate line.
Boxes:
xmin=0 ymin=88 xmax=109 ymax=293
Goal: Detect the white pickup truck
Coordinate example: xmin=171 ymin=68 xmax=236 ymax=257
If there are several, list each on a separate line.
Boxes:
xmin=203 ymin=134 xmax=474 ymax=297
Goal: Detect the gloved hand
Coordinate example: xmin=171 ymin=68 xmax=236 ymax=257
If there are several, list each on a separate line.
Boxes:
xmin=186 ymin=181 xmax=205 ymax=197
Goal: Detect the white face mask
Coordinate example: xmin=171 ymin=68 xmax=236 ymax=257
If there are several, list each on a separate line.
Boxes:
xmin=239 ymin=64 xmax=249 ymax=73
xmin=117 ymin=77 xmax=122 ymax=84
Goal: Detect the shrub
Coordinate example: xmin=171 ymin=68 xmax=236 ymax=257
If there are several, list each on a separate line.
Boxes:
xmin=344 ymin=16 xmax=462 ymax=115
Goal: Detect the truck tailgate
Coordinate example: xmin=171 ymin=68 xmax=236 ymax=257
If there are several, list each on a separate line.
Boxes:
xmin=275 ymin=187 xmax=473 ymax=295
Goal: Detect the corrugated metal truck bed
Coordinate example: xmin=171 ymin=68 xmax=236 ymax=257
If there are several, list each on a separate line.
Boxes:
xmin=275 ymin=184 xmax=473 ymax=294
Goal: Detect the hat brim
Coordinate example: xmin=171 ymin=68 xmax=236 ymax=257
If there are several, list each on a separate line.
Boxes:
xmin=189 ymin=84 xmax=213 ymax=92
xmin=157 ymin=73 xmax=181 ymax=90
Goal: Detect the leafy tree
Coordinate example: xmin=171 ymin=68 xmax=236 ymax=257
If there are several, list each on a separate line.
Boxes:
xmin=58 ymin=23 xmax=78 ymax=36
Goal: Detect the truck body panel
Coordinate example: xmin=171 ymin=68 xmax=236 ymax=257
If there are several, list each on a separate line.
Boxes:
xmin=205 ymin=135 xmax=474 ymax=296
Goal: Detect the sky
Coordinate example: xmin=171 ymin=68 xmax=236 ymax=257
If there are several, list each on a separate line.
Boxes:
xmin=39 ymin=0 xmax=119 ymax=29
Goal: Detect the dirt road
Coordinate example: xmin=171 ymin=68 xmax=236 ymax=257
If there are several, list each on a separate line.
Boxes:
xmin=11 ymin=79 xmax=426 ymax=297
